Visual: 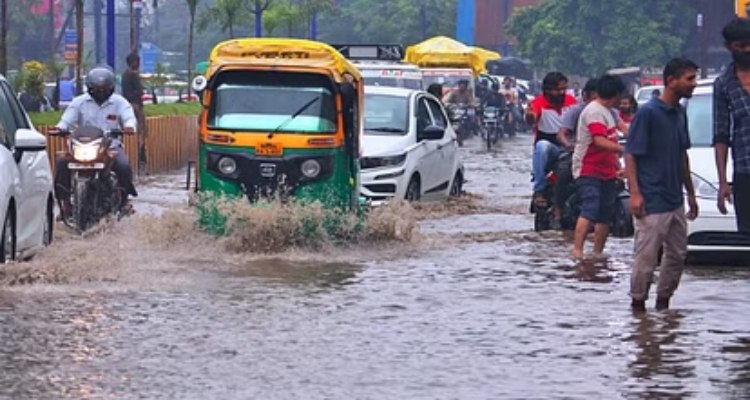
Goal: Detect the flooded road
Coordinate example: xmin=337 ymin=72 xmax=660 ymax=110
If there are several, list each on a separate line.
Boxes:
xmin=1 ymin=136 xmax=749 ymax=399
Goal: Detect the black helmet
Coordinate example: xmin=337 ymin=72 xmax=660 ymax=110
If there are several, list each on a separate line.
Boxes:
xmin=458 ymin=79 xmax=469 ymax=86
xmin=86 ymin=66 xmax=116 ymax=103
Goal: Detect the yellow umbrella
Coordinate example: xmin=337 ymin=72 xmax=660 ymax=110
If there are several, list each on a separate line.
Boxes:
xmin=404 ymin=36 xmax=500 ymax=76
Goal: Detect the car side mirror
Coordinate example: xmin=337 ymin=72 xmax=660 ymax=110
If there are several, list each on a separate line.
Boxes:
xmin=418 ymin=125 xmax=444 ymax=142
xmin=13 ymin=129 xmax=47 ymax=163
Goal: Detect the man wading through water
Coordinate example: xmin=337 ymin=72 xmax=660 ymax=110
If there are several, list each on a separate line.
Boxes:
xmin=714 ymin=17 xmax=750 ymax=236
xmin=625 ymin=58 xmax=699 ymax=312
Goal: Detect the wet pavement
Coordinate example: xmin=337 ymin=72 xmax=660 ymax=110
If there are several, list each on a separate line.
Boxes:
xmin=1 ymin=136 xmax=749 ymax=399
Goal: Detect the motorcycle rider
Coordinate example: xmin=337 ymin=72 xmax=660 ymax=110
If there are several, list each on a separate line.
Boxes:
xmin=54 ymin=66 xmax=138 ymax=219
xmin=526 ymin=72 xmax=577 ymax=209
xmin=443 ymin=79 xmax=475 ymax=105
xmin=483 ymin=82 xmax=506 ymax=109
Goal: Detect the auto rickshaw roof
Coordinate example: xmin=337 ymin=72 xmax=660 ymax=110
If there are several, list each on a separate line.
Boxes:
xmin=206 ymin=38 xmax=361 ymax=81
xmin=404 ymin=36 xmax=500 ymax=76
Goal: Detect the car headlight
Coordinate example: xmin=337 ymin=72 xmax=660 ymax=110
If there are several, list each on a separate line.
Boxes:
xmin=217 ymin=156 xmax=237 ymax=175
xmin=301 ymin=159 xmax=321 ymax=178
xmin=360 ymin=153 xmax=407 ymax=169
xmin=691 ymin=173 xmax=718 ymax=199
xmin=71 ymin=139 xmax=102 ymax=162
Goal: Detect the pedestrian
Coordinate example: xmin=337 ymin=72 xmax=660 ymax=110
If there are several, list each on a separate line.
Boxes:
xmin=570 ymin=74 xmax=626 ymax=259
xmin=625 ymin=58 xmax=699 ymax=312
xmin=715 ymin=17 xmax=750 ymax=234
xmin=618 ymin=94 xmax=638 ymax=125
xmin=122 ymin=52 xmax=147 ymax=175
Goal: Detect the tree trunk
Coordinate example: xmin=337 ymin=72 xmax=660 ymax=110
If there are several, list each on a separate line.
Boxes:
xmin=0 ymin=0 xmax=6 ymax=76
xmin=75 ymin=0 xmax=83 ymax=95
xmin=49 ymin=0 xmax=56 ymax=61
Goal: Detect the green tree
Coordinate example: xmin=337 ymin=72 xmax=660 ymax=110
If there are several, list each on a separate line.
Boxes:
xmin=197 ymin=0 xmax=249 ymax=39
xmin=318 ymin=0 xmax=456 ymax=45
xmin=186 ymin=0 xmax=200 ymax=84
xmin=506 ymin=0 xmax=696 ymax=76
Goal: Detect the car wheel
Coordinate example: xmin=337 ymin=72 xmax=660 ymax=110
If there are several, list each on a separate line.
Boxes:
xmin=405 ymin=175 xmax=421 ymax=202
xmin=43 ymin=197 xmax=53 ymax=246
xmin=1 ymin=208 xmax=16 ymax=263
xmin=450 ymin=172 xmax=463 ymax=197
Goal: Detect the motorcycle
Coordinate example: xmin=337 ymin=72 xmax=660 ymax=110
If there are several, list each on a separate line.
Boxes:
xmin=52 ymin=126 xmax=132 ymax=233
xmin=447 ymin=103 xmax=478 ymax=147
xmin=482 ymin=106 xmax=501 ymax=150
xmin=531 ymin=152 xmax=634 ymax=238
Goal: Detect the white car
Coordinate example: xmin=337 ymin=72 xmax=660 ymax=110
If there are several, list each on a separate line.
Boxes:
xmin=360 ymin=86 xmax=464 ymax=204
xmin=0 ymin=76 xmax=55 ymax=262
xmin=634 ymin=85 xmax=664 ymax=106
xmin=683 ymin=86 xmax=750 ymax=254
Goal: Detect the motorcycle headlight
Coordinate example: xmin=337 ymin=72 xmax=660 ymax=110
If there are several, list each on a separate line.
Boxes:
xmin=691 ymin=173 xmax=718 ymax=199
xmin=301 ymin=159 xmax=321 ymax=178
xmin=72 ymin=139 xmax=102 ymax=162
xmin=360 ymin=153 xmax=407 ymax=169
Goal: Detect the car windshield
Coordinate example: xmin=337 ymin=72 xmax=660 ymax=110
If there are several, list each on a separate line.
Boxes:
xmin=208 ymin=71 xmax=337 ymax=133
xmin=364 ymin=94 xmax=408 ymax=135
xmin=685 ymin=93 xmax=712 ymax=147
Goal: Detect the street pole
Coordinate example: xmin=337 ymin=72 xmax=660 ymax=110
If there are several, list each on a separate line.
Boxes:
xmin=0 ymin=0 xmax=6 ymax=76
xmin=135 ymin=0 xmax=142 ymax=54
xmin=94 ymin=0 xmax=102 ymax=64
xmin=697 ymin=13 xmax=707 ymax=79
xmin=107 ymin=0 xmax=115 ymax=70
xmin=255 ymin=1 xmax=262 ymax=37
xmin=75 ymin=0 xmax=83 ymax=95
xmin=310 ymin=12 xmax=317 ymax=40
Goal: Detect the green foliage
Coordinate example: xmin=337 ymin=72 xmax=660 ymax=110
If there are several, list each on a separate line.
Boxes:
xmin=506 ymin=0 xmax=697 ymax=76
xmin=318 ymin=0 xmax=457 ymax=45
xmin=196 ymin=0 xmax=250 ymax=38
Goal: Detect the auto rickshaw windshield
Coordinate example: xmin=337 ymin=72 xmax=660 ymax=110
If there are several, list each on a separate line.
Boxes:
xmin=208 ymin=70 xmax=338 ymax=133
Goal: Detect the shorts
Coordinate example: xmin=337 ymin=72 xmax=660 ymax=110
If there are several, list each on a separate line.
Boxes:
xmin=576 ymin=177 xmax=617 ymax=224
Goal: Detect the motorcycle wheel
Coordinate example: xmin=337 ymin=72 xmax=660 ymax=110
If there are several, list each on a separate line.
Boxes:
xmin=533 ymin=206 xmax=551 ymax=232
xmin=610 ymin=196 xmax=635 ymax=238
xmin=486 ymin=126 xmax=492 ymax=150
xmin=73 ymin=179 xmax=90 ymax=233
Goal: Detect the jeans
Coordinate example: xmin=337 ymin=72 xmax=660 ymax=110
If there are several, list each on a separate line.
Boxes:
xmin=532 ymin=139 xmax=561 ymax=193
xmin=55 ymin=148 xmax=137 ymax=201
xmin=734 ymin=172 xmax=750 ymax=234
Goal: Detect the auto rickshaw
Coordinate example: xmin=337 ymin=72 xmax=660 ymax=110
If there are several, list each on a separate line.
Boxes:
xmin=191 ymin=38 xmax=363 ymax=219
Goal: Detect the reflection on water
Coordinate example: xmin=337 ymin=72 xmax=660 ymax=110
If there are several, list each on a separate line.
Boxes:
xmin=0 ymin=137 xmax=748 ymax=398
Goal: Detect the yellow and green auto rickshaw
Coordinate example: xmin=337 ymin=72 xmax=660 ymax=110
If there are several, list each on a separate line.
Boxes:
xmin=191 ymin=38 xmax=363 ymax=211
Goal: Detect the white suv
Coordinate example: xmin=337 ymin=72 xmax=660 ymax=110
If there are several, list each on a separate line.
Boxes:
xmin=0 ymin=75 xmax=54 ymax=262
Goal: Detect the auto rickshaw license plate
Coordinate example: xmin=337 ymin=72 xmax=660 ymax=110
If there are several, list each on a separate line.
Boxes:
xmin=256 ymin=142 xmax=283 ymax=156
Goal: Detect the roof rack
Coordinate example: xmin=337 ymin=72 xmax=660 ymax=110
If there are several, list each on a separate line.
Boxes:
xmin=331 ymin=44 xmax=405 ymax=61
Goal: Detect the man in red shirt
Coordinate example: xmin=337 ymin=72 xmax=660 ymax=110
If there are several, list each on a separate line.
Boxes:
xmin=526 ymin=72 xmax=577 ymax=210
xmin=571 ymin=75 xmax=626 ymax=259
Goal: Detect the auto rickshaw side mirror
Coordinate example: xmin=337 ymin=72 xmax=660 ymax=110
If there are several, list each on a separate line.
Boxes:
xmin=192 ymin=75 xmax=208 ymax=106
xmin=340 ymin=82 xmax=358 ymax=156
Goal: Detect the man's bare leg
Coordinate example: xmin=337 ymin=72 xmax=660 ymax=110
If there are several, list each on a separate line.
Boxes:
xmin=592 ymin=223 xmax=610 ymax=256
xmin=572 ymin=216 xmax=591 ymax=259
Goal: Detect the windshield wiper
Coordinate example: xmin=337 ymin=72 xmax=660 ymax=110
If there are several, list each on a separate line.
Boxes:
xmin=268 ymin=97 xmax=320 ymax=139
xmin=366 ymin=127 xmax=405 ymax=133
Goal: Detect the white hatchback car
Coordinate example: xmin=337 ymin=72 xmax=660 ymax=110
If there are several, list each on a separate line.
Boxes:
xmin=0 ymin=76 xmax=55 ymax=262
xmin=360 ymin=86 xmax=464 ymax=203
xmin=683 ymin=86 xmax=750 ymax=254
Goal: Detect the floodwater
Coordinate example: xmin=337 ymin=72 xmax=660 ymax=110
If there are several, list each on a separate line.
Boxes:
xmin=1 ymin=137 xmax=749 ymax=399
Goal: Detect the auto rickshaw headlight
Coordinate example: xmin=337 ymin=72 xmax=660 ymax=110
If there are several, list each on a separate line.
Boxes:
xmin=301 ymin=159 xmax=321 ymax=178
xmin=218 ymin=156 xmax=237 ymax=175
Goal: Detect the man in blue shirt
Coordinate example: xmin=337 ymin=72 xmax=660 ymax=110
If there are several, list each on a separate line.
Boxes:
xmin=625 ymin=58 xmax=699 ymax=313
xmin=714 ymin=17 xmax=750 ymax=234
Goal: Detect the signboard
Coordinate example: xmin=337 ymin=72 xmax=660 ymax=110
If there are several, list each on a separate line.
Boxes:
xmin=64 ymin=29 xmax=77 ymax=64
xmin=332 ymin=44 xmax=404 ymax=61
xmin=140 ymin=42 xmax=161 ymax=74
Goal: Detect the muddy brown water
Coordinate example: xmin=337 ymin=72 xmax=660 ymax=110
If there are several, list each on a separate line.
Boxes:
xmin=1 ymin=136 xmax=748 ymax=399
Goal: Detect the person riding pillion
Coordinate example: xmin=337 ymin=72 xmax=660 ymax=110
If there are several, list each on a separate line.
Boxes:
xmin=54 ymin=66 xmax=138 ymax=217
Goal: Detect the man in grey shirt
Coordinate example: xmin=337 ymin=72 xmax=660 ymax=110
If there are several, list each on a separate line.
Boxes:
xmin=55 ymin=66 xmax=138 ymax=217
